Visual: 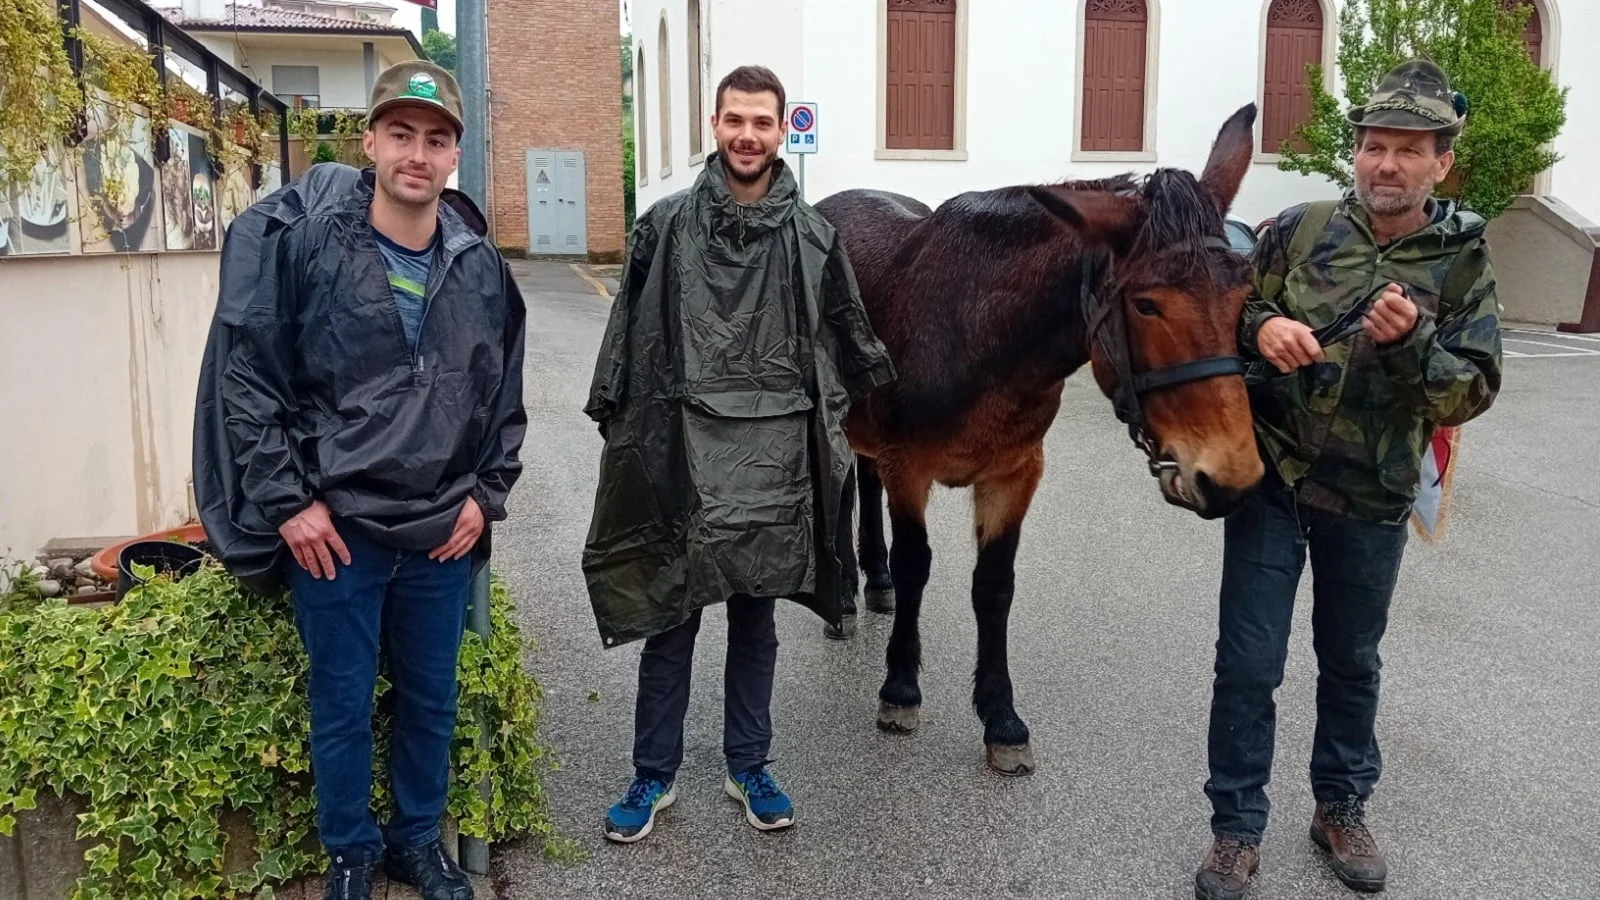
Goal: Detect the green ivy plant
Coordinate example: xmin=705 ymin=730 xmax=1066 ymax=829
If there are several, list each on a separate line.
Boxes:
xmin=0 ymin=561 xmax=576 ymax=899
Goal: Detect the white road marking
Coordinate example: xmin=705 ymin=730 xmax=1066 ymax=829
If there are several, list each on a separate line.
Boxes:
xmin=1504 ymin=338 xmax=1600 ymax=355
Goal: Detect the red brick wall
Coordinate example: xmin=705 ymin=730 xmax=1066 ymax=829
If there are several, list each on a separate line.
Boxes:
xmin=487 ymin=0 xmax=624 ymax=262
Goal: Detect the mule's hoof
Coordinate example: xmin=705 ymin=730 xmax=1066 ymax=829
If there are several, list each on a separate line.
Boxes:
xmin=823 ymin=615 xmax=856 ymax=640
xmin=876 ymin=701 xmax=920 ymax=734
xmin=986 ymin=742 xmax=1036 ymax=776
xmin=865 ymin=587 xmax=896 ymax=614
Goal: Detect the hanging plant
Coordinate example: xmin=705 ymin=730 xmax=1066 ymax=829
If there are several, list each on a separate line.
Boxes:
xmin=0 ymin=0 xmax=84 ymax=194
xmin=330 ymin=110 xmax=370 ymax=166
xmin=71 ymin=27 xmax=170 ymax=245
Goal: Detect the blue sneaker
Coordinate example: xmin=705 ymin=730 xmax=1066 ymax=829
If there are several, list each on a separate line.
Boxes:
xmin=604 ymin=776 xmax=675 ymax=843
xmin=724 ymin=766 xmax=795 ymax=831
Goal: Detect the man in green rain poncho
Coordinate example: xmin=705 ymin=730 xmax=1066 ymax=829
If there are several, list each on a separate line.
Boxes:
xmin=581 ymin=65 xmax=895 ymax=844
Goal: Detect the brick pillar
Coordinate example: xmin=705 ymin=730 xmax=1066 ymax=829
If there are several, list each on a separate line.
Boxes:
xmin=486 ymin=0 xmax=625 ymax=263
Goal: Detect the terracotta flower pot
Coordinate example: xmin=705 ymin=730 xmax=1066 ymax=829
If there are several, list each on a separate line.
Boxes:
xmin=89 ymin=523 xmax=209 ymax=583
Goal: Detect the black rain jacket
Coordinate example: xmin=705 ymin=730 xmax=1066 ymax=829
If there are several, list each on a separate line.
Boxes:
xmin=193 ymin=163 xmax=527 ymax=594
xmin=582 ymin=153 xmax=895 ymax=647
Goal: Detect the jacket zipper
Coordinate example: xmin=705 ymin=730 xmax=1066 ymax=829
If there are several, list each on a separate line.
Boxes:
xmin=411 ymin=238 xmax=462 ymax=377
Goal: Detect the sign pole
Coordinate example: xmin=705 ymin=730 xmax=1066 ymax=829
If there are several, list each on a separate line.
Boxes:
xmin=785 ymin=101 xmax=818 ymax=201
xmin=456 ymin=0 xmax=488 ymax=209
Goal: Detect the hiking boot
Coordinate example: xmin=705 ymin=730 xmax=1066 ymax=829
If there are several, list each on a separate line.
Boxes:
xmin=384 ymin=838 xmax=473 ymax=900
xmin=1311 ymin=798 xmax=1388 ymax=892
xmin=604 ymin=775 xmax=676 ymax=843
xmin=724 ymin=766 xmax=795 ymax=831
xmin=321 ymin=856 xmax=375 ymax=900
xmin=1194 ymin=838 xmax=1260 ymax=900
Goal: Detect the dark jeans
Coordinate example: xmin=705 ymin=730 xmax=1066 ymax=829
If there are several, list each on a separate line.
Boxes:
xmin=288 ymin=522 xmax=471 ymax=865
xmin=633 ymin=597 xmax=778 ymax=782
xmin=1204 ymin=478 xmax=1408 ymax=843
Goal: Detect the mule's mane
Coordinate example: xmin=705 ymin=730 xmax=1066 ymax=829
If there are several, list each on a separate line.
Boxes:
xmin=1052 ymin=168 xmax=1227 ymax=265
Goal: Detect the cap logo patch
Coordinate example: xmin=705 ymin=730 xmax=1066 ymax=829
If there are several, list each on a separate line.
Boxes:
xmin=405 ymin=72 xmax=439 ymax=99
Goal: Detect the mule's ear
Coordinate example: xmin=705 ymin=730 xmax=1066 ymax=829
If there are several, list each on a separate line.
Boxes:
xmin=1199 ymin=103 xmax=1257 ymax=214
xmin=1026 ymin=186 xmax=1138 ymax=252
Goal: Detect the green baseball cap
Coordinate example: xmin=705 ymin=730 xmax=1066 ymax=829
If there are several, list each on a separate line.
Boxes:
xmin=1346 ymin=59 xmax=1468 ymax=137
xmin=368 ymin=60 xmax=464 ymax=137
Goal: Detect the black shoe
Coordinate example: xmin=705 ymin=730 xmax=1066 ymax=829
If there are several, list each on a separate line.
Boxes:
xmin=322 ymin=857 xmax=375 ymax=900
xmin=823 ymin=614 xmax=857 ymax=640
xmin=384 ymin=838 xmax=474 ymax=900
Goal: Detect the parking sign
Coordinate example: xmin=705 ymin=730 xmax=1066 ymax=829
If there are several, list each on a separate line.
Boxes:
xmin=786 ymin=102 xmax=818 ymax=154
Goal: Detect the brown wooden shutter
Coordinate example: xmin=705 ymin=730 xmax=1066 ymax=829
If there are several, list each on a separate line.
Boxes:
xmin=1501 ymin=0 xmax=1544 ymax=193
xmin=1501 ymin=0 xmax=1543 ymax=66
xmin=1262 ymin=0 xmax=1324 ymax=154
xmin=885 ymin=0 xmax=956 ymax=150
xmin=1081 ymin=0 xmax=1148 ymax=153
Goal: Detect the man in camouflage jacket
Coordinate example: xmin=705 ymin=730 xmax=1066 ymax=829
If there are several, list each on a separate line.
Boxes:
xmin=1195 ymin=60 xmax=1503 ymax=900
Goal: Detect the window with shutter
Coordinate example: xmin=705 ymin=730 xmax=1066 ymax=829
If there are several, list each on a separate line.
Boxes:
xmin=1261 ymin=0 xmax=1324 ymax=155
xmin=658 ymin=18 xmax=672 ymax=176
xmin=635 ymin=48 xmax=648 ymax=185
xmin=1501 ymin=0 xmax=1544 ymax=66
xmin=688 ymin=0 xmax=704 ymax=160
xmin=884 ymin=0 xmax=957 ymax=151
xmin=1080 ymin=0 xmax=1149 ymax=154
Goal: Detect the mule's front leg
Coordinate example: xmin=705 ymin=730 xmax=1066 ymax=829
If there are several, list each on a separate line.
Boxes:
xmin=971 ymin=452 xmax=1044 ymax=775
xmin=877 ymin=465 xmax=933 ymax=734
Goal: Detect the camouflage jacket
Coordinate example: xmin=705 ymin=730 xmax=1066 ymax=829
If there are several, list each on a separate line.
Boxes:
xmin=1241 ymin=192 xmax=1503 ymax=524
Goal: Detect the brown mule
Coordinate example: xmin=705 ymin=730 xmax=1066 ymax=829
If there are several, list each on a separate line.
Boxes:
xmin=816 ymin=104 xmax=1267 ymax=774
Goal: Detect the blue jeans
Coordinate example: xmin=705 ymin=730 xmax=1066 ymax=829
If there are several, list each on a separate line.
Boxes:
xmin=1204 ymin=476 xmax=1408 ymax=843
xmin=288 ymin=522 xmax=471 ymax=865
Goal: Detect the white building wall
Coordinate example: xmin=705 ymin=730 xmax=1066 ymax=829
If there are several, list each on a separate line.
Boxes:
xmin=192 ymin=34 xmax=237 ymax=67
xmin=189 ymin=37 xmax=375 ymax=111
xmin=1544 ymin=0 xmax=1600 ymax=223
xmin=239 ymin=48 xmax=373 ymax=109
xmin=632 ymin=0 xmax=805 ymax=210
xmin=632 ymin=0 xmax=1586 ymax=229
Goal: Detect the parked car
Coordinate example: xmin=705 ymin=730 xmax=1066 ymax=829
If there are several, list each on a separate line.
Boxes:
xmin=1224 ymin=215 xmax=1258 ymax=256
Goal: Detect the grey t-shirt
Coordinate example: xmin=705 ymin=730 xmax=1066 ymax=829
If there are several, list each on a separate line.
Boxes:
xmin=374 ymin=227 xmax=438 ymax=350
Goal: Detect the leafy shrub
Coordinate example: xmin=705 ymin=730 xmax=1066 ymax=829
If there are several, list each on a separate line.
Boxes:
xmin=0 ymin=561 xmax=571 ymax=899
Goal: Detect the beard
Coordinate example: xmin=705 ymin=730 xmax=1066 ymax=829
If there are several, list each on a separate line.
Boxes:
xmin=1355 ymin=177 xmax=1433 ymax=217
xmin=719 ymin=139 xmax=778 ymax=184
xmin=379 ymin=164 xmax=443 ymax=208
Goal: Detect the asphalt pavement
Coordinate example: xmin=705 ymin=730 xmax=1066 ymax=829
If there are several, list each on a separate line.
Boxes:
xmin=489 ymin=260 xmax=1600 ymax=900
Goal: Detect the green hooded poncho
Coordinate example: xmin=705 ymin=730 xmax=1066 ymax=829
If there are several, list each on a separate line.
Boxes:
xmin=582 ymin=153 xmax=896 ymax=647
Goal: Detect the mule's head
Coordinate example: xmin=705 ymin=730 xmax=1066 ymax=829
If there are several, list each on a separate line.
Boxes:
xmin=1027 ymin=104 xmax=1265 ymax=519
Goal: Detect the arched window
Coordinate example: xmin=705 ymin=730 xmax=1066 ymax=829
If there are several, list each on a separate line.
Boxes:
xmin=1261 ymin=0 xmax=1325 ymax=154
xmin=635 ymin=48 xmax=648 ymax=184
xmin=1080 ymin=0 xmax=1150 ymax=153
xmin=884 ymin=0 xmax=957 ymax=151
xmin=657 ymin=17 xmax=671 ymax=176
xmin=687 ymin=0 xmax=704 ymax=159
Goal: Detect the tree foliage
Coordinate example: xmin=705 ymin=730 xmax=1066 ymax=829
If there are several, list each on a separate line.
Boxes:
xmin=423 ymin=29 xmax=458 ymax=73
xmin=1277 ymin=0 xmax=1567 ymax=220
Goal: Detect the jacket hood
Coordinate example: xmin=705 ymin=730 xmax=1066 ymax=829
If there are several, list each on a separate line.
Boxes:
xmin=695 ymin=152 xmax=799 ymax=239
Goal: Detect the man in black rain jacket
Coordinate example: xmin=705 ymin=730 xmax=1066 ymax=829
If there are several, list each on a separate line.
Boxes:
xmin=192 ymin=61 xmax=525 ymax=900
xmin=583 ymin=65 xmax=894 ymax=844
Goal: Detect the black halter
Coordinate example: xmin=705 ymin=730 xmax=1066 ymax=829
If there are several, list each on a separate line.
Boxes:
xmin=1080 ymin=234 xmax=1247 ymax=477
